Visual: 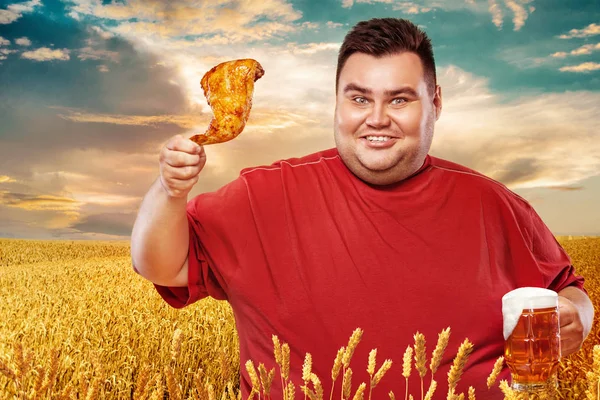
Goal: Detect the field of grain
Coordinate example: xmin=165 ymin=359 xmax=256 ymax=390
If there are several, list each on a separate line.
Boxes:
xmin=0 ymin=237 xmax=599 ymax=399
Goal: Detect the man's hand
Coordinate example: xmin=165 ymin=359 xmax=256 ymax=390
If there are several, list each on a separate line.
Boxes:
xmin=159 ymin=134 xmax=206 ymax=198
xmin=558 ymin=296 xmax=585 ymax=356
xmin=558 ymin=286 xmax=594 ymax=357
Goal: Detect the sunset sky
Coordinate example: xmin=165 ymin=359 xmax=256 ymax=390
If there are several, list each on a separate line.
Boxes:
xmin=0 ymin=0 xmax=599 ymax=240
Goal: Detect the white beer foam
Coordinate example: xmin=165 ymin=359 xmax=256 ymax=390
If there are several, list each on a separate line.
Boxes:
xmin=501 ymin=287 xmax=558 ymax=340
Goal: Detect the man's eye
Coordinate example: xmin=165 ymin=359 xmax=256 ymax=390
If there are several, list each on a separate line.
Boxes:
xmin=391 ymin=98 xmax=407 ymax=105
xmin=353 ymin=97 xmax=368 ymax=104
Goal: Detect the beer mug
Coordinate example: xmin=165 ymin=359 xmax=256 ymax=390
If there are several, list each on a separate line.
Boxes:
xmin=502 ymin=287 xmax=561 ymax=391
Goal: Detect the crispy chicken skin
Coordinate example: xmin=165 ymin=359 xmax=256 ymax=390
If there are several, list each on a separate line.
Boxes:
xmin=190 ymin=59 xmax=265 ymax=145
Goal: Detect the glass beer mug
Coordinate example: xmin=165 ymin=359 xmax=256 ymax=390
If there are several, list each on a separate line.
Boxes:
xmin=502 ymin=287 xmax=561 ymax=392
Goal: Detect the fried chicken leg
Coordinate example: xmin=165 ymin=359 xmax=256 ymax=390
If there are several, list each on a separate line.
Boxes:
xmin=189 ymin=58 xmax=265 ymax=145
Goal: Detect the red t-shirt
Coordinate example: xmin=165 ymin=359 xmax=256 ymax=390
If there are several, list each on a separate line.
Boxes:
xmin=155 ymin=148 xmax=585 ymax=399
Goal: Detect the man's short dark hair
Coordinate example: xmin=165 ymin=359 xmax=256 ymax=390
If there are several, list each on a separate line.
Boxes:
xmin=336 ymin=18 xmax=437 ymax=96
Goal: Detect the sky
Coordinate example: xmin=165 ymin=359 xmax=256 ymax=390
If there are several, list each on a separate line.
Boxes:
xmin=0 ymin=0 xmax=598 ymax=240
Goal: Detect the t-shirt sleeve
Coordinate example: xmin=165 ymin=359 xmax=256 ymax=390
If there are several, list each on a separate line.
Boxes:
xmin=524 ymin=205 xmax=587 ymax=295
xmin=154 ymin=176 xmax=251 ymax=308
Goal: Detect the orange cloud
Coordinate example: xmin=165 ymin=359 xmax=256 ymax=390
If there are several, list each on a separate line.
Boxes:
xmin=559 ymin=62 xmax=600 ymax=73
xmin=559 ymin=23 xmax=600 ymax=39
xmin=52 ymin=107 xmax=206 ymax=129
xmin=552 ymin=43 xmax=600 ymax=58
xmin=67 ymin=0 xmax=304 ymax=44
xmin=0 ymin=192 xmax=81 ymax=212
xmin=21 ymin=47 xmax=70 ymax=61
xmin=0 ymin=175 xmax=16 ymax=183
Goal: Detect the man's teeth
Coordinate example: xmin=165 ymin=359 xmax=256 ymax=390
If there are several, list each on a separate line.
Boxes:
xmin=366 ymin=136 xmax=391 ymax=142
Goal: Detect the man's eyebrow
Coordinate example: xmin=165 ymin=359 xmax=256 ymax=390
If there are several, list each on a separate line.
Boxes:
xmin=384 ymin=87 xmax=419 ymax=97
xmin=343 ymin=83 xmax=372 ymax=94
xmin=343 ymin=83 xmax=419 ymax=97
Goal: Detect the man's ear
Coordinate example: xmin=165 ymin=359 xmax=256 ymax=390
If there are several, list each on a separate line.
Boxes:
xmin=434 ymin=85 xmax=442 ymax=121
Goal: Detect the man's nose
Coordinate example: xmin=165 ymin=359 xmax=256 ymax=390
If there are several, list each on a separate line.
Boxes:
xmin=365 ymin=103 xmax=391 ymax=128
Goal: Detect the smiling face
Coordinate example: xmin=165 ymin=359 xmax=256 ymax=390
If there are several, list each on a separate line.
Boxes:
xmin=334 ymin=51 xmax=442 ymax=185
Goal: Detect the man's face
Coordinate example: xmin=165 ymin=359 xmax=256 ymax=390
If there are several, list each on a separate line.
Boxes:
xmin=334 ymin=52 xmax=442 ymax=185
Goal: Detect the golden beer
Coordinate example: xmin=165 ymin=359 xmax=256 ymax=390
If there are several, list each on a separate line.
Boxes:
xmin=502 ymin=288 xmax=561 ymax=391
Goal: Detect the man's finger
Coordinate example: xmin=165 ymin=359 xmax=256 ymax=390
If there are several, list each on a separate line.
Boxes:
xmin=164 ymin=152 xmax=202 ymax=168
xmin=166 ymin=135 xmax=202 ymax=154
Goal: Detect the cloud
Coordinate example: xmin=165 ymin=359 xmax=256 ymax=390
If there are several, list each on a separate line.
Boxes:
xmin=98 ymin=64 xmax=109 ymax=72
xmin=391 ymin=2 xmax=432 ymax=14
xmin=503 ymin=0 xmax=529 ymax=31
xmin=0 ymin=48 xmax=16 ymax=61
xmin=53 ymin=107 xmax=206 ymax=129
xmin=65 ymin=0 xmax=304 ymax=44
xmin=338 ymin=0 xmax=533 ymax=30
xmin=488 ymin=0 xmax=503 ymax=29
xmin=551 ymin=43 xmax=600 ymax=58
xmin=486 ymin=0 xmax=533 ymax=31
xmin=432 ymin=65 xmax=600 ymax=190
xmin=548 ymin=186 xmax=584 ymax=191
xmin=0 ymin=36 xmax=13 ymax=61
xmin=559 ymin=62 xmax=600 ymax=73
xmin=559 ymin=23 xmax=600 ymax=39
xmin=327 ymin=21 xmax=343 ymax=28
xmin=90 ymin=26 xmax=114 ymax=40
xmin=0 ymin=175 xmax=16 ymax=183
xmin=77 ymin=46 xmax=120 ymax=62
xmin=68 ymin=212 xmax=137 ymax=236
xmin=287 ymin=42 xmax=341 ymax=54
xmin=21 ymin=47 xmax=70 ymax=61
xmin=0 ymin=191 xmax=81 ymax=213
xmin=15 ymin=37 xmax=31 ymax=46
xmin=0 ymin=0 xmax=41 ymax=24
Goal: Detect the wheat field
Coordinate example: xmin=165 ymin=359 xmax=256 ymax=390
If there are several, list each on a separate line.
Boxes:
xmin=0 ymin=237 xmax=599 ymax=399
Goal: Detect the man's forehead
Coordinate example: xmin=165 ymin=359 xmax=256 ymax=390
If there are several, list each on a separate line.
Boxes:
xmin=339 ymin=53 xmax=427 ymax=95
xmin=340 ymin=52 xmax=425 ymax=82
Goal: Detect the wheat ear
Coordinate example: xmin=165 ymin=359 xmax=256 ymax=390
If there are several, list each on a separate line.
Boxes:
xmin=430 ymin=327 xmax=451 ymax=381
xmin=352 ymin=382 xmax=367 ymax=400
xmin=402 ymin=345 xmax=412 ymax=400
xmin=487 ymin=357 xmax=504 ymax=389
xmin=330 ymin=347 xmax=345 ymax=400
xmin=245 ymin=360 xmax=261 ymax=399
xmin=342 ymin=368 xmax=353 ymax=400
xmin=424 ymin=380 xmax=437 ymax=400
xmin=367 ymin=349 xmax=376 ymax=400
xmin=446 ymin=339 xmax=474 ymax=399
xmin=414 ymin=332 xmax=427 ymax=400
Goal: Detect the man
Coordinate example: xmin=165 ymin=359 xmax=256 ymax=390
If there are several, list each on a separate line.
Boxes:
xmin=131 ymin=18 xmax=594 ymax=399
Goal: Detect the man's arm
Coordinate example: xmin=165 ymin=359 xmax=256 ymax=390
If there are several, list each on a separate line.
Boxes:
xmin=130 ymin=135 xmax=206 ymax=287
xmin=558 ymin=285 xmax=595 ymax=357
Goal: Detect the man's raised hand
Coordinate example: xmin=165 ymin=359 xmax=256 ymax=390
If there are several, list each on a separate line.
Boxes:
xmin=159 ymin=134 xmax=206 ymax=198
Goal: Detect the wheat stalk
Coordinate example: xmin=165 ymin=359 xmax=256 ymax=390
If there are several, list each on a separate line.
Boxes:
xmin=424 ymin=380 xmax=437 ymax=400
xmin=414 ymin=332 xmax=427 ymax=400
xmin=343 ymin=329 xmax=363 ymax=369
xmin=351 ymin=382 xmax=366 ymax=400
xmin=447 ymin=339 xmax=474 ymax=400
xmin=487 ymin=357 xmax=504 ymax=389
xmin=259 ymin=363 xmax=275 ymax=399
xmin=468 ymin=386 xmax=475 ymax=400
xmin=245 ymin=360 xmax=261 ymax=399
xmin=402 ymin=345 xmax=412 ymax=400
xmin=303 ymin=353 xmax=313 ymax=397
xmin=367 ymin=349 xmax=376 ymax=400
xmin=330 ymin=347 xmax=345 ymax=400
xmin=133 ymin=365 xmax=151 ymax=400
xmin=286 ymin=381 xmax=296 ymax=400
xmin=430 ymin=327 xmax=451 ymax=380
xmin=171 ymin=328 xmax=183 ymax=363
xmin=342 ymin=368 xmax=353 ymax=400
